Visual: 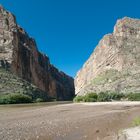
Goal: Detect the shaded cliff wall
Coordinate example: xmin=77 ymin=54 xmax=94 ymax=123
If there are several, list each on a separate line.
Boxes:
xmin=0 ymin=5 xmax=75 ymax=100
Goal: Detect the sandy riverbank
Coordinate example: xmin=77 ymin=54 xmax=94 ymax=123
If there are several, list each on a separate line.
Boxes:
xmin=0 ymin=102 xmax=140 ymax=140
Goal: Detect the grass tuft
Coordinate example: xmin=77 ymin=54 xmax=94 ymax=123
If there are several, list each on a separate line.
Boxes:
xmin=132 ymin=117 xmax=140 ymax=126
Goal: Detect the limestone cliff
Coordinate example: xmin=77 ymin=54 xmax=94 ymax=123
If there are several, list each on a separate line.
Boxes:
xmin=75 ymin=17 xmax=140 ymax=95
xmin=0 ymin=5 xmax=75 ymax=100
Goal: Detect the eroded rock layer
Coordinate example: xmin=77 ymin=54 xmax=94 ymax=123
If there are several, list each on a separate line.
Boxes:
xmin=75 ymin=17 xmax=140 ymax=95
xmin=0 ymin=5 xmax=75 ymax=100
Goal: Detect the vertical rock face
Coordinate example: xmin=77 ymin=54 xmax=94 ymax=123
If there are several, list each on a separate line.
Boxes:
xmin=0 ymin=5 xmax=75 ymax=100
xmin=75 ymin=17 xmax=140 ymax=95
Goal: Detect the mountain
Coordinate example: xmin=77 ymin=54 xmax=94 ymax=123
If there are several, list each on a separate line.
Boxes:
xmin=75 ymin=17 xmax=140 ymax=95
xmin=0 ymin=5 xmax=75 ymax=101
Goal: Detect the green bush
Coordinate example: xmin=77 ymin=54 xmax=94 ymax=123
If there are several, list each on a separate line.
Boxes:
xmin=35 ymin=98 xmax=44 ymax=103
xmin=97 ymin=92 xmax=111 ymax=102
xmin=108 ymin=92 xmax=125 ymax=101
xmin=97 ymin=92 xmax=125 ymax=102
xmin=73 ymin=96 xmax=84 ymax=102
xmin=73 ymin=92 xmax=125 ymax=103
xmin=0 ymin=93 xmax=32 ymax=104
xmin=83 ymin=97 xmax=97 ymax=102
xmin=86 ymin=93 xmax=98 ymax=99
xmin=127 ymin=93 xmax=140 ymax=101
xmin=73 ymin=93 xmax=98 ymax=102
xmin=83 ymin=93 xmax=98 ymax=102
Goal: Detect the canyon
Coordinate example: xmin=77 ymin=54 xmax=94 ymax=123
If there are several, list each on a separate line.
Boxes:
xmin=0 ymin=5 xmax=75 ymax=101
xmin=75 ymin=17 xmax=140 ymax=95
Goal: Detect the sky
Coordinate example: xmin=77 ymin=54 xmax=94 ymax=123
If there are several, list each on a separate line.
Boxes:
xmin=0 ymin=0 xmax=140 ymax=77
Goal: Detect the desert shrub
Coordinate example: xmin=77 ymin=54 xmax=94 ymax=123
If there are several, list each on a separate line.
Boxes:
xmin=0 ymin=93 xmax=32 ymax=104
xmin=83 ymin=97 xmax=97 ymax=102
xmin=73 ymin=96 xmax=84 ymax=102
xmin=109 ymin=92 xmax=125 ymax=101
xmin=127 ymin=93 xmax=140 ymax=101
xmin=73 ymin=93 xmax=98 ymax=102
xmin=83 ymin=93 xmax=98 ymax=102
xmin=35 ymin=98 xmax=44 ymax=103
xmin=97 ymin=92 xmax=125 ymax=101
xmin=132 ymin=117 xmax=140 ymax=126
xmin=73 ymin=92 xmax=125 ymax=103
xmin=97 ymin=92 xmax=111 ymax=102
xmin=86 ymin=93 xmax=98 ymax=99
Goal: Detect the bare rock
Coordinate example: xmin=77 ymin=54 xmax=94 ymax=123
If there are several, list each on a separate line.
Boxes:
xmin=118 ymin=126 xmax=140 ymax=140
xmin=0 ymin=5 xmax=75 ymax=100
xmin=75 ymin=17 xmax=140 ymax=95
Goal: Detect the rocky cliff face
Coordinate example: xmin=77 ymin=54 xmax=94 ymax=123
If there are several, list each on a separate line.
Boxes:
xmin=0 ymin=5 xmax=75 ymax=100
xmin=75 ymin=17 xmax=140 ymax=95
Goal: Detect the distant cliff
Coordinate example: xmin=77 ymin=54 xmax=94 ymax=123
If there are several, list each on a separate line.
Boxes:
xmin=75 ymin=17 xmax=140 ymax=95
xmin=0 ymin=5 xmax=75 ymax=100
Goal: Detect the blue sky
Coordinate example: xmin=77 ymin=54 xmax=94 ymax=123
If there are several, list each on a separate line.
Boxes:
xmin=1 ymin=0 xmax=140 ymax=77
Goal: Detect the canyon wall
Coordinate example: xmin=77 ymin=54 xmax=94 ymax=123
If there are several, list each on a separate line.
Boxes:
xmin=75 ymin=17 xmax=140 ymax=95
xmin=0 ymin=5 xmax=75 ymax=100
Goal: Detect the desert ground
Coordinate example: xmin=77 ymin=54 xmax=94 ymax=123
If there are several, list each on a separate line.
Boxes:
xmin=0 ymin=102 xmax=140 ymax=140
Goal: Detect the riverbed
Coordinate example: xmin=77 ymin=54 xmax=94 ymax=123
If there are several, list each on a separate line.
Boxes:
xmin=0 ymin=101 xmax=140 ymax=140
